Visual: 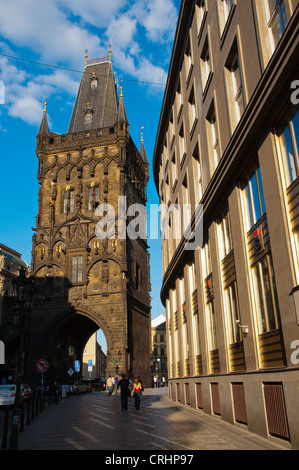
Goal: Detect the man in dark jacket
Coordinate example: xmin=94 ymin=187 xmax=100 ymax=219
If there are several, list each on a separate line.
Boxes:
xmin=117 ymin=373 xmax=130 ymax=411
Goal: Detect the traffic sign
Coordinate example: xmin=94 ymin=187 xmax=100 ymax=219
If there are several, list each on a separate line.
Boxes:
xmin=88 ymin=359 xmax=92 ymax=372
xmin=36 ymin=359 xmax=48 ymax=373
xmin=75 ymin=360 xmax=80 ymax=372
xmin=68 ymin=368 xmax=74 ymax=376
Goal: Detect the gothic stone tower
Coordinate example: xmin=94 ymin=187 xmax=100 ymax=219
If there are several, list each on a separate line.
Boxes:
xmin=28 ymin=51 xmax=151 ymax=386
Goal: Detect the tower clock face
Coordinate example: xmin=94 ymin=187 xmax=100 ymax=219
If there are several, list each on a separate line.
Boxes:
xmin=84 ymin=112 xmax=93 ymax=125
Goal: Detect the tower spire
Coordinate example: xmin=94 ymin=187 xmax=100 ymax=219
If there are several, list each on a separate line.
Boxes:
xmin=117 ymin=80 xmax=129 ymax=125
xmin=109 ymin=40 xmax=112 ymax=63
xmin=38 ymin=97 xmax=49 ymax=136
xmin=140 ymin=126 xmax=148 ymax=163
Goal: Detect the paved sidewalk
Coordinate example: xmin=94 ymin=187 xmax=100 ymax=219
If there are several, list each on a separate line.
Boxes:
xmin=16 ymin=387 xmax=290 ymax=451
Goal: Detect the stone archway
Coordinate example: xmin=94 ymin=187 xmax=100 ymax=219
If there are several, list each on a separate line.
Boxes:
xmin=25 ymin=303 xmax=130 ymax=386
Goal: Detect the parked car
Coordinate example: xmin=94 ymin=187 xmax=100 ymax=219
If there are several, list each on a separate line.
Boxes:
xmin=64 ymin=381 xmax=90 ymax=395
xmin=91 ymin=378 xmax=106 ymax=391
xmin=22 ymin=384 xmax=33 ymax=399
xmin=35 ymin=384 xmax=50 ymax=394
xmin=0 ymin=384 xmax=31 ymax=407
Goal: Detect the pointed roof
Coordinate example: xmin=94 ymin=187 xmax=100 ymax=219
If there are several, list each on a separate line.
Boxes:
xmin=38 ymin=99 xmax=49 ymax=136
xmin=117 ymin=83 xmax=129 ymax=124
xmin=68 ymin=58 xmax=119 ymax=133
xmin=140 ymin=127 xmax=148 ymax=163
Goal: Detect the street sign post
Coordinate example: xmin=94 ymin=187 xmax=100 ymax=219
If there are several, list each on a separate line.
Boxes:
xmin=88 ymin=359 xmax=92 ymax=379
xmin=36 ymin=359 xmax=49 ymax=411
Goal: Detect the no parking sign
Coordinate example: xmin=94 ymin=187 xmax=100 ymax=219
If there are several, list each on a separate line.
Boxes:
xmin=36 ymin=359 xmax=49 ymax=373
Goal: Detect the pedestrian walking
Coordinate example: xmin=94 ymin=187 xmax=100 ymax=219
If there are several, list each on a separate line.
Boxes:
xmin=128 ymin=375 xmax=133 ymax=401
xmin=117 ymin=373 xmax=130 ymax=411
xmin=133 ymin=377 xmax=142 ymax=410
xmin=107 ymin=376 xmax=113 ymax=396
xmin=114 ymin=376 xmax=119 ymax=394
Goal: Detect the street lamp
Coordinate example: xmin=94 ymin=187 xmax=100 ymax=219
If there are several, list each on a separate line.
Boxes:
xmin=107 ymin=350 xmax=122 ymax=375
xmin=9 ymin=267 xmax=37 ymax=450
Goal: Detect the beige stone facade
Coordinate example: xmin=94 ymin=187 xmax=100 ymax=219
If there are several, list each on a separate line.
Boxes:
xmin=151 ymin=314 xmax=168 ymax=384
xmin=153 ymin=0 xmax=299 ymax=448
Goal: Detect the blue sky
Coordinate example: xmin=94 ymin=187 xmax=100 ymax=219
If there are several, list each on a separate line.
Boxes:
xmin=0 ymin=0 xmax=181 ymax=350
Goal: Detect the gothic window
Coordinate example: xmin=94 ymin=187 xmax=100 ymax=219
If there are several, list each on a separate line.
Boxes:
xmin=63 ymin=191 xmax=68 ymax=214
xmin=70 ymin=190 xmax=75 ymax=213
xmin=72 ymin=255 xmax=83 ymax=282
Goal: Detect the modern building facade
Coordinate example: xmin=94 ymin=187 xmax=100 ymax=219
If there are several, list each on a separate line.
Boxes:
xmin=150 ymin=313 xmax=168 ymax=383
xmin=153 ymin=0 xmax=299 ymax=448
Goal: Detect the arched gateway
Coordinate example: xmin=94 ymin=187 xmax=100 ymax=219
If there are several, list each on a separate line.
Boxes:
xmin=24 ymin=51 xmax=151 ymax=386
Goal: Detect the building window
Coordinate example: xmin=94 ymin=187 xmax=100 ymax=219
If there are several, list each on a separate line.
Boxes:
xmin=176 ymin=79 xmax=183 ymax=120
xmin=276 ymin=109 xmax=299 ymax=281
xmin=242 ymin=164 xmax=266 ymax=231
xmin=218 ymin=0 xmax=234 ymax=35
xmin=184 ymin=36 xmax=193 ymax=83
xmin=206 ymin=101 xmax=220 ymax=171
xmin=179 ymin=124 xmax=186 ymax=164
xmin=192 ymin=143 xmax=203 ymax=203
xmin=224 ymin=282 xmax=241 ymax=343
xmin=88 ymin=185 xmax=100 ymax=211
xmin=202 ymin=237 xmax=211 ymax=280
xmin=276 ymin=109 xmax=299 ymax=187
xmin=200 ymin=36 xmax=212 ymax=93
xmin=225 ymin=40 xmax=245 ymax=130
xmin=63 ymin=191 xmax=68 ymax=214
xmin=188 ymin=87 xmax=198 ymax=137
xmin=251 ymin=253 xmax=281 ymax=334
xmin=171 ymin=152 xmax=177 ymax=190
xmin=217 ymin=207 xmax=232 ymax=260
xmin=70 ymin=190 xmax=75 ymax=213
xmin=72 ymin=255 xmax=83 ymax=282
xmin=196 ymin=0 xmax=206 ymax=35
xmin=207 ymin=299 xmax=218 ymax=351
xmin=266 ymin=0 xmax=288 ymax=51
xmin=88 ymin=188 xmax=93 ymax=211
xmin=182 ymin=175 xmax=191 ymax=231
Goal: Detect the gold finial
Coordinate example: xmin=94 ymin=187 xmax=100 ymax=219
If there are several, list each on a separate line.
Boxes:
xmin=85 ymin=46 xmax=88 ymax=66
xmin=120 ymin=79 xmax=123 ymax=97
xmin=141 ymin=126 xmax=144 ymax=143
xmin=44 ymin=96 xmax=47 ymax=112
xmin=109 ymin=40 xmax=112 ymax=62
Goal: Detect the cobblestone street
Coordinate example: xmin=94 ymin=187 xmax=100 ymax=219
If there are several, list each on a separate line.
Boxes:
xmin=13 ymin=387 xmax=290 ymax=452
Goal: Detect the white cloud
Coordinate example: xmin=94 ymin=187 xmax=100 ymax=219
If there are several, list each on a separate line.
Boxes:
xmin=0 ymin=0 xmax=179 ymax=127
xmin=57 ymin=0 xmax=126 ymax=29
xmin=131 ymin=0 xmax=178 ymax=43
xmin=0 ymin=0 xmax=101 ymax=68
xmin=9 ymin=94 xmax=44 ymax=126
